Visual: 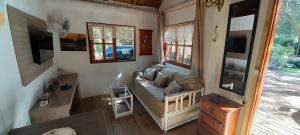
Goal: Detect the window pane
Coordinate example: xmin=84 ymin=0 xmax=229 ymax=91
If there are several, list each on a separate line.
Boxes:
xmin=105 ymin=44 xmax=114 ymax=59
xmin=171 ymin=45 xmax=176 ymax=61
xmin=116 ymin=26 xmax=134 ymax=40
xmin=170 ymin=27 xmax=177 ymax=43
xmin=116 ymin=26 xmax=134 ymax=60
xmin=92 ymin=27 xmax=102 ymax=43
xmin=104 ymin=26 xmax=113 ymax=43
xmin=177 ymin=46 xmax=184 ymax=63
xmin=117 ymin=45 xmax=134 ymax=60
xmin=184 ymin=47 xmax=192 ymax=65
xmin=94 ymin=44 xmax=103 ymax=60
xmin=185 ymin=24 xmax=194 ymax=45
xmin=166 ymin=45 xmax=171 ymax=60
xmin=93 ymin=39 xmax=102 ymax=44
xmin=177 ymin=26 xmax=185 ymax=45
xmin=164 ymin=28 xmax=171 ymax=44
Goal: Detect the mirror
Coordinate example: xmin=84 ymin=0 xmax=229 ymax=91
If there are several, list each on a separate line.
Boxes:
xmin=219 ymin=0 xmax=260 ymax=96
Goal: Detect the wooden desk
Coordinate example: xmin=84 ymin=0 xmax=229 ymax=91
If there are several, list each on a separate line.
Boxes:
xmin=197 ymin=93 xmax=242 ymax=135
xmin=9 ymin=110 xmax=107 ymax=135
xmin=29 ymin=74 xmax=79 ymax=124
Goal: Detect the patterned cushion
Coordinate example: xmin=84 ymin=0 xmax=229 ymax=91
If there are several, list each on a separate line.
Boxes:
xmin=151 ymin=64 xmax=165 ymax=72
xmin=182 ymin=78 xmax=203 ymax=91
xmin=173 ymin=73 xmax=193 ymax=86
xmin=154 ymin=72 xmax=169 ymax=87
xmin=160 ymin=68 xmax=176 ymax=85
xmin=141 ymin=68 xmax=157 ymax=81
xmin=165 ymin=80 xmax=182 ymax=95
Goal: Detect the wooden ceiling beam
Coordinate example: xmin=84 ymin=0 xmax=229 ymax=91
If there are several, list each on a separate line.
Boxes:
xmin=83 ymin=0 xmax=162 ymax=9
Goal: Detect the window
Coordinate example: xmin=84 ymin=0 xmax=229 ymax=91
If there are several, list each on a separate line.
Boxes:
xmin=164 ymin=22 xmax=194 ymax=68
xmin=87 ymin=22 xmax=135 ymax=63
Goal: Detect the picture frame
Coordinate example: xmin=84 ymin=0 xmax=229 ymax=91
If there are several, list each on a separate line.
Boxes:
xmin=0 ymin=0 xmax=4 ymax=28
xmin=60 ymin=33 xmax=87 ymax=51
xmin=139 ymin=29 xmax=152 ymax=55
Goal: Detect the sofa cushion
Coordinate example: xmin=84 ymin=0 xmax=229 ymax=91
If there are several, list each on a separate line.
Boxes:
xmin=160 ymin=68 xmax=176 ymax=85
xmin=141 ymin=68 xmax=157 ymax=81
xmin=151 ymin=64 xmax=165 ymax=72
xmin=174 ymin=73 xmax=193 ymax=87
xmin=182 ymin=78 xmax=203 ymax=91
xmin=165 ymin=80 xmax=182 ymax=96
xmin=154 ymin=72 xmax=169 ymax=87
xmin=135 ymin=76 xmax=165 ymax=101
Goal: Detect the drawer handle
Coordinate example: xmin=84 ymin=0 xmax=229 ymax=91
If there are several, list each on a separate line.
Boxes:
xmin=209 ymin=107 xmax=215 ymax=112
xmin=219 ymin=124 xmax=224 ymax=129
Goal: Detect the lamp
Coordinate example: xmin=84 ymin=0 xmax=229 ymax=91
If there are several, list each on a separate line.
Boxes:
xmin=204 ymin=0 xmax=224 ymax=12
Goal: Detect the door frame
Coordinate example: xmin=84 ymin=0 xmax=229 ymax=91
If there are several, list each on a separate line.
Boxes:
xmin=244 ymin=0 xmax=282 ymax=134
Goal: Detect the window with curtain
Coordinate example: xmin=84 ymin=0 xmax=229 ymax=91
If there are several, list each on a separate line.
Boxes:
xmin=87 ymin=22 xmax=135 ymax=63
xmin=164 ymin=22 xmax=194 ymax=68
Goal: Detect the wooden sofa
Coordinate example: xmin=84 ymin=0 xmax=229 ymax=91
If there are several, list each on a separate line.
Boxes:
xmin=131 ymin=64 xmax=204 ymax=132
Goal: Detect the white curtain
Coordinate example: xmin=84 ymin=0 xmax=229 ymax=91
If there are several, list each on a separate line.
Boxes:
xmin=157 ymin=12 xmax=165 ymax=64
xmin=191 ymin=0 xmax=205 ymax=79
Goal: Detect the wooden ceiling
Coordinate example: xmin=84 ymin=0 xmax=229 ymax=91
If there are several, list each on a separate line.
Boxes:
xmin=113 ymin=0 xmax=163 ymax=9
xmin=84 ymin=0 xmax=163 ymax=9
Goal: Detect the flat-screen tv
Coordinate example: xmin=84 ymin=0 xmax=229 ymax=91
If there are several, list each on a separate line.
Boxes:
xmin=29 ymin=30 xmax=54 ymax=64
xmin=227 ymin=37 xmax=247 ymax=53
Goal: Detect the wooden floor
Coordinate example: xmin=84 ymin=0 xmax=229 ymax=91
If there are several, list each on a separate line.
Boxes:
xmin=74 ymin=95 xmax=199 ymax=135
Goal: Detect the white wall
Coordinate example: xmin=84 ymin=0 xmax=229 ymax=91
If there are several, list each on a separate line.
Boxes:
xmin=47 ymin=0 xmax=158 ymax=98
xmin=0 ymin=0 xmax=57 ymax=134
xmin=201 ymin=0 xmax=272 ymax=134
xmin=164 ymin=0 xmax=196 ymax=26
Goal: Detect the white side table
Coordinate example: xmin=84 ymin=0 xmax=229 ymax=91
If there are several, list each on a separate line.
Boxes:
xmin=110 ymin=85 xmax=133 ymax=119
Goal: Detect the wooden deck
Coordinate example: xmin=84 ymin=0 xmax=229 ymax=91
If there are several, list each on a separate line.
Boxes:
xmin=252 ymin=111 xmax=300 ymax=135
xmin=252 ymin=71 xmax=300 ymax=135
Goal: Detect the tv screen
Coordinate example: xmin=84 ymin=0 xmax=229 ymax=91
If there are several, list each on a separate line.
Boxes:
xmin=227 ymin=37 xmax=247 ymax=53
xmin=29 ymin=30 xmax=54 ymax=64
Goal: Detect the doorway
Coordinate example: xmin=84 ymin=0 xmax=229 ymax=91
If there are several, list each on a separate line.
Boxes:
xmin=251 ymin=0 xmax=300 ymax=134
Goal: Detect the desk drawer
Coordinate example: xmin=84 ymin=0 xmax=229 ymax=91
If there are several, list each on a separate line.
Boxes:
xmin=198 ymin=121 xmax=221 ymax=135
xmin=201 ymin=100 xmax=226 ymax=123
xmin=199 ymin=111 xmax=225 ymax=133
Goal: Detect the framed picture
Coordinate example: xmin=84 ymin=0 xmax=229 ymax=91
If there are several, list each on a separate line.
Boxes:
xmin=60 ymin=33 xmax=87 ymax=51
xmin=0 ymin=0 xmax=4 ymax=28
xmin=139 ymin=29 xmax=152 ymax=55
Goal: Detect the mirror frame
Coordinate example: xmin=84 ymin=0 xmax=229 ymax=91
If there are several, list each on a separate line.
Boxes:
xmin=219 ymin=0 xmax=261 ymax=96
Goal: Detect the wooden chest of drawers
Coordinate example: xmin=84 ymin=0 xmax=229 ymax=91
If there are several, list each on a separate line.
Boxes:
xmin=197 ymin=93 xmax=242 ymax=135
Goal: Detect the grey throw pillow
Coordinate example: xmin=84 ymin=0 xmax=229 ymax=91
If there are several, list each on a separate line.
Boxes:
xmin=151 ymin=64 xmax=165 ymax=72
xmin=154 ymin=72 xmax=169 ymax=87
xmin=165 ymin=80 xmax=182 ymax=96
xmin=160 ymin=68 xmax=176 ymax=85
xmin=141 ymin=68 xmax=157 ymax=81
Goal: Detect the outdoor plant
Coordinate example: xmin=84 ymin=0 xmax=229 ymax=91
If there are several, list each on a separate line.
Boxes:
xmin=269 ymin=0 xmax=300 ymax=71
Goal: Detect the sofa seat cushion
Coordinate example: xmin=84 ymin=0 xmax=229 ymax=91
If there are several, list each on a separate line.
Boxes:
xmin=135 ymin=76 xmax=165 ymax=101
